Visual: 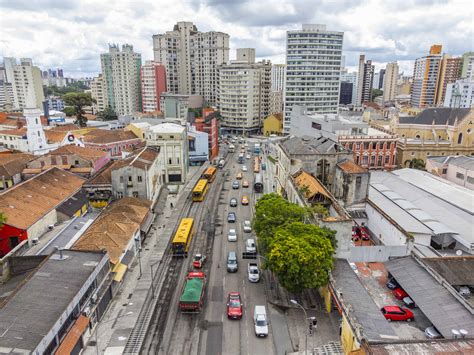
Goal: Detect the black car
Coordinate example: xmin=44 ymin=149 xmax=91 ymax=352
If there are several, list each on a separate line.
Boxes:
xmin=403 ymin=297 xmax=416 ymax=309
xmin=386 ymin=278 xmax=399 ymax=290
xmin=230 ymin=198 xmax=238 ymax=207
xmin=232 ymin=181 xmax=240 ymax=189
xmin=227 ymin=212 xmax=236 ymax=223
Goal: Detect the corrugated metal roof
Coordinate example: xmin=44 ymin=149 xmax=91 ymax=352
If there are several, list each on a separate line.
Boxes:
xmin=386 ymin=257 xmax=474 ymax=339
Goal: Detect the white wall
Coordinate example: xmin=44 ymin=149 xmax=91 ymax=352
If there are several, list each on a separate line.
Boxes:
xmin=27 ymin=209 xmax=58 ymax=243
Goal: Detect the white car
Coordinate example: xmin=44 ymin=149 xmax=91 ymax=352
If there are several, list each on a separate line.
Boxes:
xmin=246 ymin=154 xmax=251 ymax=160
xmin=246 ymin=239 xmax=256 ymax=253
xmin=243 ymin=220 xmax=252 ymax=233
xmin=242 ymin=165 xmax=248 ymax=172
xmin=228 ymin=229 xmax=237 ymax=242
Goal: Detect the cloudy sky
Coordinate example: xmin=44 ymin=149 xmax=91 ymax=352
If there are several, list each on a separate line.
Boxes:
xmin=1 ymin=0 xmax=472 ymax=78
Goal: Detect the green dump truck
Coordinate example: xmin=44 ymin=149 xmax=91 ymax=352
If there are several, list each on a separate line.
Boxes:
xmin=179 ymin=271 xmax=206 ymax=313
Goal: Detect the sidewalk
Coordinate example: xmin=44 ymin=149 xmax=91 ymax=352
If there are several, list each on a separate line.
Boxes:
xmin=83 ymin=166 xmax=205 ymax=355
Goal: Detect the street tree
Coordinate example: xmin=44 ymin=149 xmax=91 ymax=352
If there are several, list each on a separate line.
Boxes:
xmin=63 ymin=92 xmax=95 ymax=127
xmin=0 ymin=212 xmax=6 ymax=229
xmin=63 ymin=106 xmax=76 ymax=117
xmin=96 ymin=107 xmax=118 ymax=121
xmin=267 ymin=222 xmax=334 ymax=293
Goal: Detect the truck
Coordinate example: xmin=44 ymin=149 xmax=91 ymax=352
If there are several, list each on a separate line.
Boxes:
xmin=248 ymin=263 xmax=260 ymax=283
xmin=254 ymin=305 xmax=269 ymax=337
xmin=179 ymin=271 xmax=206 ymax=313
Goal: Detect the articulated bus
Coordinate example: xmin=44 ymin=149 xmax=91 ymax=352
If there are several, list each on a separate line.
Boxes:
xmin=192 ymin=179 xmax=209 ymax=202
xmin=172 ymin=218 xmax=195 ymax=257
xmin=253 ymin=157 xmax=260 ymax=173
xmin=254 ymin=173 xmax=263 ymax=193
xmin=202 ymin=166 xmax=217 ymax=183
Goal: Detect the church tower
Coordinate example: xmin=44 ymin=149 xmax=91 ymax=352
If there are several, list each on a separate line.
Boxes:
xmin=24 ymin=89 xmax=47 ymax=154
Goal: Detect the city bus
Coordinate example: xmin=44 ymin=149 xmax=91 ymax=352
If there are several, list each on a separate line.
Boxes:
xmin=254 ymin=173 xmax=263 ymax=193
xmin=192 ymin=179 xmax=209 ymax=202
xmin=172 ymin=218 xmax=195 ymax=257
xmin=253 ymin=157 xmax=260 ymax=173
xmin=202 ymin=166 xmax=217 ymax=183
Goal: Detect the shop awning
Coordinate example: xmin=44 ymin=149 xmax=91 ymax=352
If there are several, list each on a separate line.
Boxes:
xmin=55 ymin=315 xmax=89 ymax=355
xmin=112 ymin=262 xmax=128 ymax=282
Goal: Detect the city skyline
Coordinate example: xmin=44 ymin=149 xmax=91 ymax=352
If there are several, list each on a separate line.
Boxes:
xmin=1 ymin=0 xmax=472 ymax=77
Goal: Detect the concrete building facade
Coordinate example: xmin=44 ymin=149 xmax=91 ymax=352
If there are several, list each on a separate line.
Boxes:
xmin=90 ymin=74 xmax=108 ymax=113
xmin=271 ymin=64 xmax=286 ymax=91
xmin=436 ymin=55 xmax=462 ymax=105
xmin=461 ymin=52 xmax=474 ymax=80
xmin=152 ymin=21 xmax=229 ymax=106
xmin=140 ymin=61 xmax=166 ymax=113
xmin=340 ymin=72 xmax=357 ymax=105
xmin=383 ymin=62 xmax=399 ymax=103
xmin=284 ymin=24 xmax=344 ymax=133
xmin=411 ymin=45 xmax=443 ymax=108
xmin=356 ymin=55 xmax=375 ymax=105
xmin=426 ymin=155 xmax=474 ymax=190
xmin=443 ymin=78 xmax=474 ymax=108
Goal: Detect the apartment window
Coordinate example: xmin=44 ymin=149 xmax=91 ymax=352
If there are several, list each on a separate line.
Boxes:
xmin=356 ymin=176 xmax=361 ymax=185
xmin=442 ymin=168 xmax=447 ymax=174
xmin=138 ymin=176 xmax=142 ymax=182
xmin=467 ymin=176 xmax=474 ymax=184
xmin=128 ymin=176 xmax=132 ymax=182
xmin=456 ymin=172 xmax=464 ymax=180
xmin=169 ymin=158 xmax=172 ymax=164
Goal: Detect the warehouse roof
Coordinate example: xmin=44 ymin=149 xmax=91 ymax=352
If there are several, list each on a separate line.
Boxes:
xmin=398 ymin=108 xmax=471 ymax=126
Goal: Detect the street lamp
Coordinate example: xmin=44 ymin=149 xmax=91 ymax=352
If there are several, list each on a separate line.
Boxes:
xmin=290 ymin=299 xmax=308 ymax=355
xmin=95 ymin=311 xmax=133 ymax=355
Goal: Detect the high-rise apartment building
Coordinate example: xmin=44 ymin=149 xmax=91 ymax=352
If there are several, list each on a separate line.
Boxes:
xmin=435 ymin=55 xmax=462 ymax=105
xmin=218 ymin=48 xmax=271 ymax=133
xmin=340 ymin=72 xmax=357 ymax=105
xmin=411 ymin=45 xmax=443 ymax=108
xmin=140 ymin=61 xmax=166 ymax=113
xmin=383 ymin=62 xmax=399 ymax=103
xmin=100 ymin=44 xmax=142 ymax=116
xmin=444 ymin=78 xmax=474 ymax=108
xmin=378 ymin=69 xmax=385 ymax=89
xmin=271 ymin=64 xmax=286 ymax=91
xmin=152 ymin=21 xmax=229 ymax=106
xmin=356 ymin=55 xmax=375 ymax=105
xmin=90 ymin=74 xmax=108 ymax=113
xmin=284 ymin=24 xmax=344 ymax=133
xmin=461 ymin=52 xmax=474 ymax=80
xmin=3 ymin=57 xmax=45 ymax=110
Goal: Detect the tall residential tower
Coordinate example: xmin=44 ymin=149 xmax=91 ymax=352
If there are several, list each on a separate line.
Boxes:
xmin=383 ymin=62 xmax=399 ymax=103
xmin=356 ymin=55 xmax=375 ymax=105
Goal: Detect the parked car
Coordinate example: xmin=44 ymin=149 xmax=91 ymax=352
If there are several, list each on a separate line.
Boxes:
xmin=425 ymin=326 xmax=442 ymax=339
xmin=230 ymin=198 xmax=238 ymax=207
xmin=402 ymin=296 xmax=416 ymax=308
xmin=246 ymin=239 xmax=256 ymax=253
xmin=228 ymin=229 xmax=237 ymax=242
xmin=386 ymin=278 xmax=399 ymax=290
xmin=361 ymin=227 xmax=370 ymax=241
xmin=236 ymin=172 xmax=243 ymax=180
xmin=232 ymin=181 xmax=240 ymax=189
xmin=227 ymin=212 xmax=236 ymax=223
xmin=380 ymin=306 xmax=414 ymax=322
xmin=393 ymin=288 xmax=408 ymax=300
xmin=246 ymin=154 xmax=251 ymax=160
xmin=248 ymin=263 xmax=260 ymax=282
xmin=227 ymin=251 xmax=238 ymax=272
xmin=243 ymin=220 xmax=252 ymax=233
xmin=351 ymin=227 xmax=360 ymax=241
xmin=227 ymin=292 xmax=243 ymax=319
xmin=242 ymin=180 xmax=249 ymax=188
xmin=241 ymin=196 xmax=249 ymax=205
xmin=242 ymin=165 xmax=248 ymax=172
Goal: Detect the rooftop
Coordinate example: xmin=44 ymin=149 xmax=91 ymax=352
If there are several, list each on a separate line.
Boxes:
xmin=82 ymin=129 xmax=139 ymax=144
xmin=423 ymin=256 xmax=474 ymax=286
xmin=337 ymin=160 xmax=368 ymax=174
xmin=72 ymin=197 xmax=151 ymax=264
xmin=45 ymin=144 xmax=109 ymax=162
xmin=0 ymin=250 xmax=106 ymax=352
xmin=398 ymin=108 xmax=471 ymax=126
xmin=281 ymin=135 xmax=349 ymax=156
xmin=0 ymin=167 xmax=85 ymax=230
xmin=369 ymin=339 xmax=474 ymax=354
xmin=149 ymin=122 xmax=185 ymax=133
xmin=0 ymin=153 xmax=35 ymax=179
xmin=292 ymin=170 xmax=330 ymax=199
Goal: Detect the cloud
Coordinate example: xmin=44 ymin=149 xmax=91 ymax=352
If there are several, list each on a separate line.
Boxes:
xmin=0 ymin=0 xmax=472 ymax=78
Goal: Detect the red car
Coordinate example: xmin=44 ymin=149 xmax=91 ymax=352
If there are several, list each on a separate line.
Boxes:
xmin=351 ymin=227 xmax=360 ymax=241
xmin=226 ymin=292 xmax=243 ymax=320
xmin=360 ymin=227 xmax=370 ymax=241
xmin=381 ymin=306 xmax=414 ymax=322
xmin=193 ymin=254 xmax=207 ymax=269
xmin=393 ymin=288 xmax=408 ymax=300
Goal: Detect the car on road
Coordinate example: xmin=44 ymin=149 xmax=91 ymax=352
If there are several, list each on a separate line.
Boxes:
xmin=248 ymin=263 xmax=260 ymax=282
xmin=227 ymin=212 xmax=236 ymax=223
xmin=246 ymin=239 xmax=256 ymax=253
xmin=386 ymin=277 xmax=399 ymax=290
xmin=192 ymin=254 xmax=206 ymax=269
xmin=254 ymin=305 xmax=269 ymax=337
xmin=230 ymin=198 xmax=238 ymax=207
xmin=232 ymin=181 xmax=240 ymax=189
xmin=246 ymin=154 xmax=251 ymax=160
xmin=424 ymin=326 xmax=442 ymax=339
xmin=226 ymin=292 xmax=243 ymax=319
xmin=243 ymin=220 xmax=252 ymax=233
xmin=227 ymin=251 xmax=238 ymax=272
xmin=242 ymin=165 xmax=248 ymax=172
xmin=236 ymin=172 xmax=243 ymax=180
xmin=242 ymin=180 xmax=249 ymax=188
xmin=228 ymin=229 xmax=237 ymax=242
xmin=380 ymin=306 xmax=414 ymax=322
xmin=241 ymin=195 xmax=249 ymax=205
xmin=393 ymin=288 xmax=408 ymax=300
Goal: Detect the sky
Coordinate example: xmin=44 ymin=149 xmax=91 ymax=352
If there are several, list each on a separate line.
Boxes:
xmin=0 ymin=0 xmax=472 ymax=78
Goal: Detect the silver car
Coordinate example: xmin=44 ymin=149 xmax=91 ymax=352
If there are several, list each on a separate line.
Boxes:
xmin=246 ymin=239 xmax=256 ymax=253
xmin=424 ymin=326 xmax=441 ymax=339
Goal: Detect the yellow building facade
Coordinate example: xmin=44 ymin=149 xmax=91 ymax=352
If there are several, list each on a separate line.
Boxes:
xmin=263 ymin=113 xmax=283 ymax=136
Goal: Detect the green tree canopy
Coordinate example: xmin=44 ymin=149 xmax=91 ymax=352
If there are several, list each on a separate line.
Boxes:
xmin=63 ymin=106 xmax=76 ymax=117
xmin=267 ymin=222 xmax=334 ymax=293
xmin=96 ymin=107 xmax=118 ymax=121
xmin=63 ymin=92 xmax=95 ymax=127
xmin=405 ymin=158 xmax=425 ymax=170
xmin=0 ymin=212 xmax=6 ymax=229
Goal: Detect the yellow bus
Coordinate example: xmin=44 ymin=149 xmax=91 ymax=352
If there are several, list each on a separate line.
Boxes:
xmin=202 ymin=166 xmax=217 ymax=183
xmin=172 ymin=218 xmax=195 ymax=257
xmin=253 ymin=157 xmax=260 ymax=174
xmin=192 ymin=179 xmax=209 ymax=202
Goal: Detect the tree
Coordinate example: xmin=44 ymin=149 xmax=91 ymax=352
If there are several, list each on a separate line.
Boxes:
xmin=253 ymin=193 xmax=309 ymax=253
xmin=96 ymin=107 xmax=118 ymax=121
xmin=0 ymin=212 xmax=6 ymax=229
xmin=404 ymin=158 xmax=425 ymax=170
xmin=371 ymin=89 xmax=383 ymax=101
xmin=63 ymin=106 xmax=76 ymax=117
xmin=63 ymin=92 xmax=95 ymax=127
xmin=312 ymin=203 xmax=329 ymax=219
xmin=266 ymin=222 xmax=334 ymax=293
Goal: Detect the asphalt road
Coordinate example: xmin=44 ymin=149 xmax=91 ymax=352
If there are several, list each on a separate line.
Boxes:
xmin=201 ymin=140 xmax=276 ymax=355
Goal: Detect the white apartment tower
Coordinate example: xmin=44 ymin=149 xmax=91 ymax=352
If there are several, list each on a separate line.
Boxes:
xmin=153 ymin=22 xmax=229 ymax=106
xmin=218 ymin=48 xmax=271 ymax=133
xmin=383 ymin=62 xmax=399 ymax=103
xmin=100 ymin=44 xmax=142 ymax=116
xmin=271 ymin=64 xmax=286 ymax=91
xmin=90 ymin=74 xmax=108 ymax=113
xmin=3 ymin=57 xmax=45 ymax=110
xmin=461 ymin=52 xmax=474 ymax=80
xmin=444 ymin=79 xmax=474 ymax=108
xmin=284 ymin=24 xmax=344 ymax=133
xmin=356 ymin=55 xmax=375 ymax=105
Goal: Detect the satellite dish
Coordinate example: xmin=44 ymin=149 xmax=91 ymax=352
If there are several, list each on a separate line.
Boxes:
xmin=456 ymin=250 xmax=462 ymax=256
xmin=460 ymin=329 xmax=468 ymax=337
xmin=451 ymin=329 xmax=460 ymax=337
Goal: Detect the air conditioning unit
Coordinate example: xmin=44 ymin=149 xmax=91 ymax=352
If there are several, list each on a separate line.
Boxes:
xmin=31 ymin=238 xmax=39 ymax=245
